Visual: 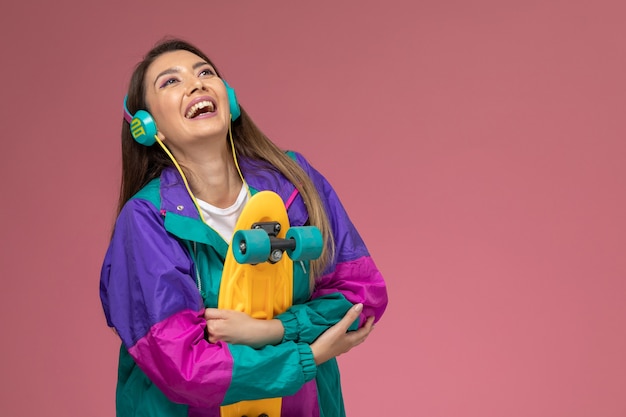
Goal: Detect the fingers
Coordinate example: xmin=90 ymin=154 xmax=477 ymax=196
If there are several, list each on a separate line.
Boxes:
xmin=338 ymin=303 xmax=363 ymax=328
xmin=336 ymin=304 xmax=373 ymax=347
xmin=310 ymin=305 xmax=375 ymax=365
xmin=346 ymin=316 xmax=375 ymax=347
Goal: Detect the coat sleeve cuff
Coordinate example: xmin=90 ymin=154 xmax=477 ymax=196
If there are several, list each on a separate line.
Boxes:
xmin=297 ymin=343 xmax=317 ymax=382
xmin=276 ymin=310 xmax=299 ymax=342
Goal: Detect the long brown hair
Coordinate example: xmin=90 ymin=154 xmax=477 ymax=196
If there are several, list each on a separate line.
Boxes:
xmin=119 ymin=37 xmax=334 ymax=283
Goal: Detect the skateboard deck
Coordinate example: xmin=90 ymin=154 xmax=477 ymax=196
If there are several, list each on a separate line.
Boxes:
xmin=218 ymin=191 xmax=322 ymax=417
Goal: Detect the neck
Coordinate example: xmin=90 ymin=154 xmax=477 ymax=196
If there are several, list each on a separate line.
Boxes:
xmin=170 ymin=138 xmax=244 ymax=209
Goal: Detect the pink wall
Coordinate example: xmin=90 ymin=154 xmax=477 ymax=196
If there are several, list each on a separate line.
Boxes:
xmin=1 ymin=1 xmax=624 ymax=416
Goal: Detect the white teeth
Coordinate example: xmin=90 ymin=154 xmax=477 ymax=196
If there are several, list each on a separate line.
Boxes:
xmin=186 ymin=101 xmax=215 ymax=118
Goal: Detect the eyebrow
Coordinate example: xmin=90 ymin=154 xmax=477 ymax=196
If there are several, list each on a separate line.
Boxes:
xmin=153 ymin=61 xmax=213 ymax=85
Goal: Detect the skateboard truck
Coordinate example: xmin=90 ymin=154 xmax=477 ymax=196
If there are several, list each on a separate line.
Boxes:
xmin=232 ymin=221 xmax=323 ymax=265
xmin=244 ymin=221 xmax=294 ymax=263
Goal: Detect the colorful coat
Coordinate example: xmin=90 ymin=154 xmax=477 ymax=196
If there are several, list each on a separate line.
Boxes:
xmin=100 ymin=151 xmax=388 ymax=417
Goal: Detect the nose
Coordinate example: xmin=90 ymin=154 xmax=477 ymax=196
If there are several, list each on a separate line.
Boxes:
xmin=186 ymin=77 xmax=206 ymax=95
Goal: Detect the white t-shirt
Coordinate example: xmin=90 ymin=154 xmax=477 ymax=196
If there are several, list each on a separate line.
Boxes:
xmin=196 ymin=184 xmax=249 ymax=243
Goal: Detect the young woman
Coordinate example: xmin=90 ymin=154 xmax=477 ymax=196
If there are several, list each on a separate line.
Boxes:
xmin=100 ymin=37 xmax=388 ymax=417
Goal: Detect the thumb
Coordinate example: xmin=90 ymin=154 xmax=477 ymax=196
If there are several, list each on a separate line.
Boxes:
xmin=204 ymin=308 xmax=224 ymax=320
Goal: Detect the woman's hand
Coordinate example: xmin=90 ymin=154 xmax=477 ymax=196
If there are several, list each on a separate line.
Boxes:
xmin=204 ymin=308 xmax=284 ymax=348
xmin=310 ymin=303 xmax=375 ymax=365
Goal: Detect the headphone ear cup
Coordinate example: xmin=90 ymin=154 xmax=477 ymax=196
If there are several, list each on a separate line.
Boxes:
xmin=130 ymin=110 xmax=158 ymax=146
xmin=224 ymin=81 xmax=241 ymax=121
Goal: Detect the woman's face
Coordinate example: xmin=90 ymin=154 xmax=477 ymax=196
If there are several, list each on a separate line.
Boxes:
xmin=143 ymin=49 xmax=231 ymax=149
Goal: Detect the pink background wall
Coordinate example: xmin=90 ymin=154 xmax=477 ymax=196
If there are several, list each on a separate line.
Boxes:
xmin=1 ymin=1 xmax=624 ymax=416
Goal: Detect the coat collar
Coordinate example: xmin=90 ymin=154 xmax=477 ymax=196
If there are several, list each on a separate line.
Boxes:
xmin=157 ymin=156 xmax=307 ymax=246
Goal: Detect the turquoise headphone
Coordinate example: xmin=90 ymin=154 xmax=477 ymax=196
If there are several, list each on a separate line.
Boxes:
xmin=123 ymin=80 xmax=241 ymax=146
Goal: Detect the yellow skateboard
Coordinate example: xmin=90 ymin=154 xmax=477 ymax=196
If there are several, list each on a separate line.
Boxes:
xmin=219 ymin=191 xmax=323 ymax=417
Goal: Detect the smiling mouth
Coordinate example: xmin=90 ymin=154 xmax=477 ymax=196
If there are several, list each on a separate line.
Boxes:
xmin=185 ymin=101 xmax=216 ymax=119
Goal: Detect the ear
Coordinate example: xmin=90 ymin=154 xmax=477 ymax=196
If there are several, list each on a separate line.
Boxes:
xmin=156 ymin=131 xmax=166 ymax=142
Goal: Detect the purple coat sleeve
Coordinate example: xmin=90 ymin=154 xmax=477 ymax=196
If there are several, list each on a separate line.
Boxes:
xmin=100 ymin=198 xmax=234 ymax=407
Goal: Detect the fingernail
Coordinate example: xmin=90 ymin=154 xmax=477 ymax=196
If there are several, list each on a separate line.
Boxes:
xmin=354 ymin=303 xmax=363 ymax=312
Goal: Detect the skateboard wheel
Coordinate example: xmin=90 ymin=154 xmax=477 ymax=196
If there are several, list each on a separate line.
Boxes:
xmin=285 ymin=226 xmax=323 ymax=261
xmin=233 ymin=229 xmax=271 ymax=264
